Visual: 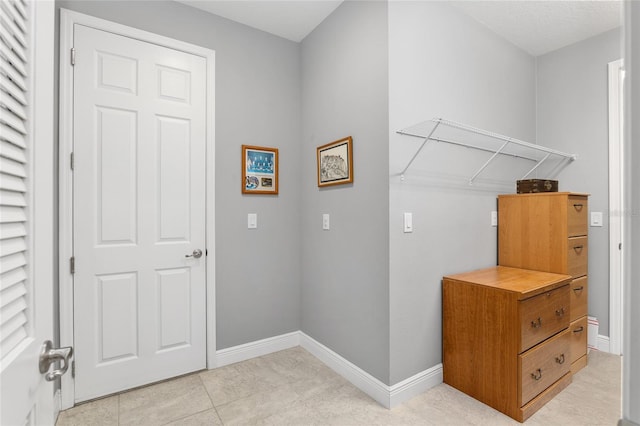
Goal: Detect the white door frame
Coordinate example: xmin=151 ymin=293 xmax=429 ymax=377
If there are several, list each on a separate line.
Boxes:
xmin=58 ymin=9 xmax=216 ymax=409
xmin=608 ymin=58 xmax=624 ymax=356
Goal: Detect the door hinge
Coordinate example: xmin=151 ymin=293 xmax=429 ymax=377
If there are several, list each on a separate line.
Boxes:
xmin=70 ymin=256 xmax=75 ymax=274
xmin=70 ymin=48 xmax=75 ymax=66
xmin=205 ymin=249 xmax=208 ymax=256
xmin=70 ymin=152 xmax=74 ymax=170
xmin=71 ymin=360 xmax=75 ymax=378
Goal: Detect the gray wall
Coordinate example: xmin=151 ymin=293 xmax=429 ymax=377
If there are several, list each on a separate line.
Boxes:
xmin=623 ymin=1 xmax=640 ymax=423
xmin=55 ymin=0 xmax=302 ymax=349
xmin=300 ymin=1 xmax=390 ymax=383
xmin=536 ymin=28 xmax=623 ymax=337
xmin=388 ymin=1 xmax=537 ymax=384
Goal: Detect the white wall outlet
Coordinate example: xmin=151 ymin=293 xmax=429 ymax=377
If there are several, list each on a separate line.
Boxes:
xmin=248 ymin=213 xmax=257 ymax=229
xmin=323 ymin=214 xmax=330 ymax=230
xmin=403 ymin=212 xmax=413 ymax=233
xmin=591 ymin=211 xmax=603 ymax=227
xmin=491 ymin=211 xmax=498 ymax=227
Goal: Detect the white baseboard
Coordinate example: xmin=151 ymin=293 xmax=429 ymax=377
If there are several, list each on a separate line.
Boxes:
xmin=299 ymin=332 xmax=442 ymax=408
xmin=213 ymin=331 xmax=442 ymax=408
xmin=215 ymin=331 xmax=300 ymax=368
xmin=597 ymin=334 xmax=611 ymax=353
xmin=389 ymin=363 xmax=443 ymax=407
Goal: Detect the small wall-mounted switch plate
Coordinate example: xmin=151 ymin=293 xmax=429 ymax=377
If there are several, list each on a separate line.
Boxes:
xmin=248 ymin=213 xmax=257 ymax=229
xmin=322 ymin=214 xmax=330 ymax=230
xmin=491 ymin=211 xmax=498 ymax=227
xmin=591 ymin=211 xmax=603 ymax=227
xmin=403 ymin=212 xmax=413 ymax=233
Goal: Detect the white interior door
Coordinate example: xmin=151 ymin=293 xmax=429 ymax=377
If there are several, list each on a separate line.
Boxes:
xmin=72 ymin=24 xmax=207 ymax=402
xmin=1 ymin=0 xmax=57 ymax=424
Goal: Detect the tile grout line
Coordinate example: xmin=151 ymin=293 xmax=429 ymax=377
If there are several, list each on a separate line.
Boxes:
xmin=197 ymin=372 xmax=226 ymax=425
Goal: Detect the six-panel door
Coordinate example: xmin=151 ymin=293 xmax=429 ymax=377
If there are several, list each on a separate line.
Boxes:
xmin=73 ymin=25 xmax=207 ymax=401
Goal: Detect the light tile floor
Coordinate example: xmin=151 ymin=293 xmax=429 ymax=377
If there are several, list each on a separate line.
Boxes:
xmin=56 ymin=347 xmax=621 ymax=425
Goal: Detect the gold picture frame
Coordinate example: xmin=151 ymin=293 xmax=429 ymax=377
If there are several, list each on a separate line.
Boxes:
xmin=242 ymin=145 xmax=279 ymax=194
xmin=317 ymin=136 xmax=353 ymax=187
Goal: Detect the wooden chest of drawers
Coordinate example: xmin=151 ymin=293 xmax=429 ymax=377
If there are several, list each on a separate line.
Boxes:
xmin=443 ymin=266 xmax=573 ymax=422
xmin=498 ymin=192 xmax=589 ymax=373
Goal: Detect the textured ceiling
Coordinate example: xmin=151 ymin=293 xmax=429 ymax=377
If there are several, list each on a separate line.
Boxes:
xmin=175 ymin=0 xmax=343 ymax=42
xmin=452 ymin=1 xmax=623 ymax=56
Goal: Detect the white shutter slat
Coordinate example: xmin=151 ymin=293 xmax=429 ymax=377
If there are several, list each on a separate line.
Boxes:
xmin=0 ymin=205 xmax=26 ymax=223
xmin=0 ymin=107 xmax=27 ymax=134
xmin=1 ymin=0 xmax=29 ymax=363
xmin=0 ymin=37 xmax=27 ymax=77
xmin=0 ymin=18 xmax=26 ymax=63
xmin=0 ymin=172 xmax=27 ymax=192
xmin=0 ymin=55 xmax=27 ymax=92
xmin=0 ymin=324 xmax=26 ymax=357
xmin=0 ymin=222 xmax=26 ymax=240
xmin=0 ymin=6 xmax=26 ymax=48
xmin=0 ymin=312 xmax=28 ymax=352
xmin=0 ymin=252 xmax=26 ymax=276
xmin=0 ymin=157 xmax=26 ymax=177
xmin=0 ymin=73 xmax=28 ymax=106
xmin=0 ymin=237 xmax=26 ymax=257
xmin=10 ymin=0 xmax=27 ymax=21
xmin=0 ymin=124 xmax=28 ymax=151
xmin=0 ymin=268 xmax=26 ymax=291
xmin=0 ymin=282 xmax=26 ymax=308
xmin=0 ymin=189 xmax=26 ymax=207
xmin=0 ymin=85 xmax=27 ymax=120
xmin=0 ymin=1 xmax=25 ymax=34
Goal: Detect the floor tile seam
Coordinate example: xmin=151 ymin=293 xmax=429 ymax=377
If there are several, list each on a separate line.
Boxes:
xmin=196 ymin=369 xmax=226 ymax=424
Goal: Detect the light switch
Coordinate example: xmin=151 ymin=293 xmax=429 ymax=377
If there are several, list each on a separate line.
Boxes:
xmin=323 ymin=214 xmax=330 ymax=230
xmin=591 ymin=211 xmax=603 ymax=227
xmin=491 ymin=211 xmax=498 ymax=227
xmin=404 ymin=212 xmax=413 ymax=233
xmin=248 ymin=213 xmax=257 ymax=229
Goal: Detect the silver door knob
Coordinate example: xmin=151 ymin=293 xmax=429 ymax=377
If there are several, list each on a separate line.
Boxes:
xmin=185 ymin=249 xmax=203 ymax=259
xmin=39 ymin=340 xmax=73 ymax=382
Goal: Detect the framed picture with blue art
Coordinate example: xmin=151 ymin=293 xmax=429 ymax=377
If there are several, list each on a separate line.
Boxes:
xmin=242 ymin=145 xmax=279 ymax=194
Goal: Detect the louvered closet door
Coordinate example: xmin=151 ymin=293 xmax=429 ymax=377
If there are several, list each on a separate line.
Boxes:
xmin=0 ymin=0 xmax=55 ymax=424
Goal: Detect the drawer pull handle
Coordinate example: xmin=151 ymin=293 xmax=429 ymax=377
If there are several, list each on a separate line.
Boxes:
xmin=573 ymin=326 xmax=585 ymax=334
xmin=555 ymin=307 xmax=565 ymax=317
xmin=556 ymin=354 xmax=565 ymax=364
xmin=573 ymin=286 xmax=584 ymax=292
xmin=531 ymin=317 xmax=542 ymax=328
xmin=573 ymin=245 xmax=584 ymax=250
xmin=573 ymin=203 xmax=584 ymax=210
xmin=531 ymin=369 xmax=542 ymax=380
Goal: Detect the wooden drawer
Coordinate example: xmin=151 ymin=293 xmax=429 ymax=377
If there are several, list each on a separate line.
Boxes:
xmin=567 ymin=196 xmax=588 ymax=237
xmin=570 ymin=276 xmax=588 ymax=322
xmin=519 ymin=329 xmax=571 ymax=406
xmin=567 ymin=236 xmax=588 ymax=278
xmin=570 ymin=316 xmax=588 ymax=364
xmin=520 ymin=285 xmax=570 ymax=352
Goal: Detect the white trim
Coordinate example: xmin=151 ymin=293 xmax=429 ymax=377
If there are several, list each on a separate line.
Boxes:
xmin=608 ymin=58 xmax=624 ymax=356
xmin=210 ymin=331 xmax=443 ymax=408
xmin=597 ymin=335 xmax=611 ymax=353
xmin=299 ymin=332 xmax=442 ymax=408
xmin=58 ymin=9 xmax=216 ymax=409
xmin=389 ymin=364 xmax=443 ymax=408
xmin=215 ymin=332 xmax=300 ymax=367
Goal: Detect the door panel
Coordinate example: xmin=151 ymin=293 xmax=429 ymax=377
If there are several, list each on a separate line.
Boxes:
xmin=73 ymin=24 xmax=207 ymax=402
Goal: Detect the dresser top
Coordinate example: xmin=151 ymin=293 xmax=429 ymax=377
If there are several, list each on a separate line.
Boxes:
xmin=498 ymin=192 xmax=589 ymax=198
xmin=443 ymin=266 xmax=572 ymax=299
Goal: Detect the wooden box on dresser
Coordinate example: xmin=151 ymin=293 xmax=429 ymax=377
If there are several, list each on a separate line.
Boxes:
xmin=498 ymin=192 xmax=589 ymax=373
xmin=443 ymin=266 xmax=573 ymax=422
